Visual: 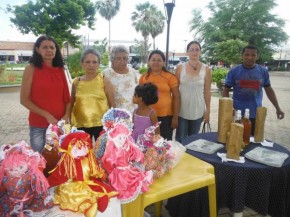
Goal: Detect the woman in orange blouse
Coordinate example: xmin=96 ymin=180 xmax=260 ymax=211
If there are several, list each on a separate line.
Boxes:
xmin=139 ymin=50 xmax=180 ymax=140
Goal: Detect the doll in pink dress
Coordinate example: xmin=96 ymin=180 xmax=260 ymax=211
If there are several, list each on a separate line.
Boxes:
xmin=0 ymin=141 xmax=54 ymax=216
xmin=101 ymin=123 xmax=153 ymax=203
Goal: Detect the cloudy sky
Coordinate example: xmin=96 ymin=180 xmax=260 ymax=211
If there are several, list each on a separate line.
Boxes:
xmin=0 ymin=0 xmax=289 ymax=52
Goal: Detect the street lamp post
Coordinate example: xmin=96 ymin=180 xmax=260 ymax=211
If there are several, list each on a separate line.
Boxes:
xmin=164 ymin=0 xmax=175 ymax=70
xmin=184 ymin=39 xmax=187 ymax=53
xmin=62 ymin=41 xmax=69 ymax=58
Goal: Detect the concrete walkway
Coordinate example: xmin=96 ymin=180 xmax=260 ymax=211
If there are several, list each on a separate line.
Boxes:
xmin=0 ymin=71 xmax=290 ymax=217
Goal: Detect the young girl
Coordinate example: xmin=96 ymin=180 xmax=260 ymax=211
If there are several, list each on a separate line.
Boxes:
xmin=132 ymin=82 xmax=159 ymax=142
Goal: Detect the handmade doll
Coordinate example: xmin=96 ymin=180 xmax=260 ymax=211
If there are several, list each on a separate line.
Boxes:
xmin=42 ymin=120 xmax=70 ymax=177
xmin=0 ymin=141 xmax=54 ymax=216
xmin=95 ymin=108 xmax=133 ymax=160
xmin=101 ymin=123 xmax=153 ymax=204
xmin=47 ymin=131 xmax=117 ymax=217
xmin=136 ymin=123 xmax=175 ymax=179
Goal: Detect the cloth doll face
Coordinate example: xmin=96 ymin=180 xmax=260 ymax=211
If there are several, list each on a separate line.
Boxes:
xmin=5 ymin=162 xmax=28 ymax=178
xmin=113 ymin=133 xmax=127 ymax=149
xmin=71 ymin=142 xmax=89 ymax=158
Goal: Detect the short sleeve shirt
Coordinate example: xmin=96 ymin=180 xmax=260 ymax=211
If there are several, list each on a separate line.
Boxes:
xmin=139 ymin=71 xmax=178 ymax=117
xmin=225 ymin=64 xmax=270 ymax=118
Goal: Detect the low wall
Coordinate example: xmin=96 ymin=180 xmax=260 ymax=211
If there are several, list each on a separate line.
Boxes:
xmin=0 ymin=85 xmax=21 ymax=93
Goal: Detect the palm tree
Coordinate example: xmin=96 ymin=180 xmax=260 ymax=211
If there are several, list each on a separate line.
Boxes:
xmin=96 ymin=0 xmax=120 ymax=50
xmin=131 ymin=2 xmax=158 ymax=64
xmin=149 ymin=9 xmax=165 ymax=50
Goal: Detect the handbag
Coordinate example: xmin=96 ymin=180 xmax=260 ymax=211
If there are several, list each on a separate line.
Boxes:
xmin=202 ymin=122 xmax=211 ymax=133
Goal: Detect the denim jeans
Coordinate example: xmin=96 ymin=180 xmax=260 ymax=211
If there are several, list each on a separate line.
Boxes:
xmin=176 ymin=116 xmax=203 ymax=144
xmin=29 ymin=126 xmax=47 ymax=153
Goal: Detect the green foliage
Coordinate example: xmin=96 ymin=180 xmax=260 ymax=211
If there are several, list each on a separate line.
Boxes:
xmin=276 ymin=65 xmax=286 ymax=71
xmin=0 ymin=70 xmax=23 ymax=85
xmin=0 ymin=66 xmax=6 ymax=75
xmin=93 ymin=38 xmax=108 ymax=56
xmin=189 ymin=0 xmax=288 ymax=63
xmin=138 ymin=66 xmax=148 ymax=74
xmin=149 ymin=8 xmax=165 ymax=50
xmin=101 ymin=52 xmax=109 ymax=66
xmin=96 ymin=0 xmax=120 ymax=48
xmin=67 ymin=51 xmax=84 ymax=79
xmin=7 ymin=0 xmax=96 ymax=47
xmin=214 ymin=39 xmax=248 ymax=65
xmin=96 ymin=0 xmax=120 ymax=20
xmin=212 ymin=67 xmax=229 ymax=89
xmin=133 ymin=39 xmax=151 ymax=65
xmin=66 ymin=50 xmax=110 ymax=78
xmin=131 ymin=2 xmax=160 ymax=63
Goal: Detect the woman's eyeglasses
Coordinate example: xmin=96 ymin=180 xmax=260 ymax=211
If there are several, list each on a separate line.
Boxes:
xmin=114 ymin=57 xmax=128 ymax=62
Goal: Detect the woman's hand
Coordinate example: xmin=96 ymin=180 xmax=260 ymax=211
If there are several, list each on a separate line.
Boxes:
xmin=44 ymin=112 xmax=58 ymax=125
xmin=203 ymin=110 xmax=210 ymax=124
xmin=171 ymin=116 xmax=178 ymax=129
xmin=62 ymin=113 xmax=70 ymax=124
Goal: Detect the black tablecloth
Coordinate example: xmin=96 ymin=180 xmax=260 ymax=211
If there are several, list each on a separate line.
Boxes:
xmin=166 ymin=132 xmax=290 ymax=217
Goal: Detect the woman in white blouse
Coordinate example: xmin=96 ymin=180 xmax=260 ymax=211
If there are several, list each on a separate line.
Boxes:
xmin=103 ymin=45 xmax=139 ymax=114
xmin=175 ymin=41 xmax=212 ymax=143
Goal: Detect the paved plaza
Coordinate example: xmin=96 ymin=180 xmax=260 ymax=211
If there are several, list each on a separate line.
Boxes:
xmin=1 ymin=71 xmax=289 ymax=149
xmin=0 ymin=71 xmax=290 ymax=217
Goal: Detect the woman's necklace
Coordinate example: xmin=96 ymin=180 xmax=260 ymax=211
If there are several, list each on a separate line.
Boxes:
xmin=188 ymin=61 xmax=199 ymax=70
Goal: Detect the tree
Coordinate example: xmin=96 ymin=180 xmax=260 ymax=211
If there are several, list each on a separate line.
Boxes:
xmin=95 ymin=0 xmax=120 ymax=51
xmin=214 ymin=39 xmax=248 ymax=65
xmin=7 ymin=0 xmax=96 ymax=47
xmin=149 ymin=9 xmax=165 ymax=50
xmin=93 ymin=38 xmax=108 ymax=56
xmin=67 ymin=50 xmax=84 ymax=78
xmin=133 ymin=39 xmax=152 ymax=66
xmin=189 ymin=0 xmax=288 ymax=63
xmin=131 ymin=2 xmax=158 ymax=64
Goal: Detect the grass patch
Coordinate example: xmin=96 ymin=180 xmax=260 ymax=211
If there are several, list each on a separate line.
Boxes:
xmin=211 ymin=92 xmax=222 ymax=98
xmin=0 ymin=70 xmax=24 ymax=85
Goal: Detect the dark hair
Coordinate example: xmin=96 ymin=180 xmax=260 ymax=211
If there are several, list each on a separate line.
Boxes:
xmin=147 ymin=50 xmax=170 ymax=73
xmin=134 ymin=82 xmax=158 ymax=106
xmin=242 ymin=44 xmax=259 ymax=55
xmin=29 ymin=35 xmax=64 ymax=68
xmin=81 ymin=49 xmax=101 ymax=63
xmin=187 ymin=41 xmax=201 ymax=51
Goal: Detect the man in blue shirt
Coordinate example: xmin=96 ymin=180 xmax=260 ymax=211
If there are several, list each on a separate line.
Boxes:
xmin=223 ymin=45 xmax=285 ymax=134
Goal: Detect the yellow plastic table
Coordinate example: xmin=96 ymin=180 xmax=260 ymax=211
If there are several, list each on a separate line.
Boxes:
xmin=122 ymin=153 xmax=217 ymax=217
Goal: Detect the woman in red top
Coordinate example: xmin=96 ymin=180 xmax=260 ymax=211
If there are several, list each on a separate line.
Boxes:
xmin=20 ymin=36 xmax=70 ymax=152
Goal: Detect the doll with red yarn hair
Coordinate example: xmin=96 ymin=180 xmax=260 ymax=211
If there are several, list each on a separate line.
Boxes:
xmin=101 ymin=123 xmax=153 ymax=203
xmin=47 ymin=131 xmax=117 ymax=217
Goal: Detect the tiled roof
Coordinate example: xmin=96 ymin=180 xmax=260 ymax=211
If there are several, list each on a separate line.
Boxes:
xmin=0 ymin=41 xmax=34 ymax=50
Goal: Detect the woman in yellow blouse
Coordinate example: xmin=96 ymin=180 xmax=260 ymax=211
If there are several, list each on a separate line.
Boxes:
xmin=139 ymin=50 xmax=180 ymax=140
xmin=69 ymin=49 xmax=115 ymax=140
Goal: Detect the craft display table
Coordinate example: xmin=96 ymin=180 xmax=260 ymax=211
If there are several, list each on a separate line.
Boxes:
xmin=167 ymin=132 xmax=290 ymax=217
